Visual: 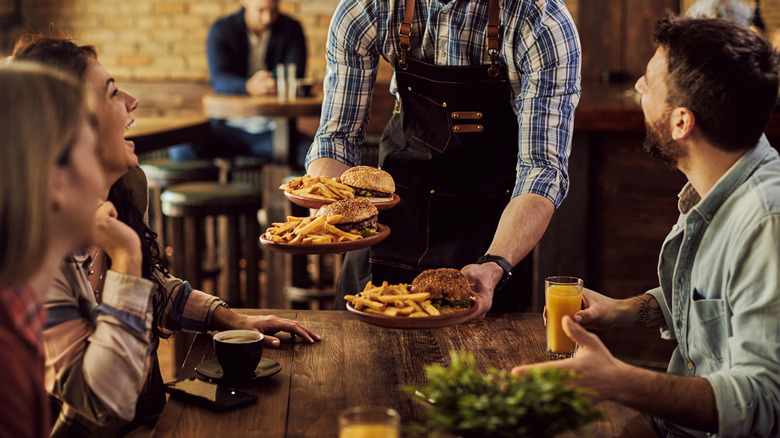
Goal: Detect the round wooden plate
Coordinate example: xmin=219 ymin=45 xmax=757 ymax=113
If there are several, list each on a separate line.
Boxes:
xmin=283 ymin=192 xmax=401 ymax=212
xmin=346 ymin=300 xmax=478 ymax=329
xmin=259 ymin=224 xmax=391 ymax=254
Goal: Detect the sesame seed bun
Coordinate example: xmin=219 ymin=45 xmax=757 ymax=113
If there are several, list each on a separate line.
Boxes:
xmin=316 ymin=197 xmax=378 ymax=230
xmin=411 ymin=268 xmax=473 ymax=303
xmin=340 ymin=166 xmax=395 ymax=198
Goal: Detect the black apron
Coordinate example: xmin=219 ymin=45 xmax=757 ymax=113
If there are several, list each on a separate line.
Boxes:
xmin=335 ymin=0 xmax=532 ymax=311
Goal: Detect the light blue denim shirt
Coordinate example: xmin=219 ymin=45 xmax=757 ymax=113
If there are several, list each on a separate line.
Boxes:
xmin=647 ymin=136 xmax=780 ymax=438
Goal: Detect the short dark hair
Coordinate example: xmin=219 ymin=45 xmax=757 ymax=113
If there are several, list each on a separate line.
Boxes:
xmin=653 ymin=15 xmax=779 ymax=151
xmin=11 ymin=34 xmax=97 ymax=80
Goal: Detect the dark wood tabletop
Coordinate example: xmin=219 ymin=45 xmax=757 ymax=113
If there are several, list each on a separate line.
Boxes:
xmin=125 ymin=116 xmax=211 ymax=154
xmin=150 ymin=310 xmax=656 ymax=438
xmin=202 ymin=94 xmax=324 ymax=119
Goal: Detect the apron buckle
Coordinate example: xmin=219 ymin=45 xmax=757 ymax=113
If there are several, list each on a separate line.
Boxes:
xmin=487 ymin=49 xmax=500 ymax=78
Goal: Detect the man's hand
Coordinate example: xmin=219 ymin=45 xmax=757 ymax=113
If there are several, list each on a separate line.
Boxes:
xmin=461 ymin=262 xmax=503 ymax=320
xmin=511 ymin=315 xmax=625 ymax=404
xmin=212 ymin=309 xmax=322 ymax=347
xmin=571 ymin=288 xmax=623 ymax=331
xmin=246 ymin=70 xmax=276 ymax=96
xmin=93 ymin=201 xmax=142 ymax=277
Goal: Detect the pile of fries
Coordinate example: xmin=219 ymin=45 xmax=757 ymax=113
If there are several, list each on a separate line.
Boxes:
xmin=263 ymin=214 xmax=362 ymax=244
xmin=345 ymin=281 xmax=442 ymax=317
xmin=280 ymin=175 xmax=355 ymax=201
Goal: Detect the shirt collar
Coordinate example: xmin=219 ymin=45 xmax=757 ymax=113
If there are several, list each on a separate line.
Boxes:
xmin=678 ymin=136 xmax=773 ymax=220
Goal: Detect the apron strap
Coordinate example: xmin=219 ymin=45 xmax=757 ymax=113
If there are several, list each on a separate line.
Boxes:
xmin=398 ymin=0 xmax=416 ymax=70
xmin=398 ymin=0 xmax=501 ymax=75
xmin=487 ymin=0 xmax=500 ymax=77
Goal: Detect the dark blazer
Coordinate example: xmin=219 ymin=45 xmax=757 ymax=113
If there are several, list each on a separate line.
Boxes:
xmin=207 ymin=9 xmax=307 ymax=95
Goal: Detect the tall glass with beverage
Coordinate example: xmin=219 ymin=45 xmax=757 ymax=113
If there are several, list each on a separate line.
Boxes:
xmin=545 ymin=276 xmax=583 ymax=359
xmin=338 ymin=406 xmax=400 ymax=438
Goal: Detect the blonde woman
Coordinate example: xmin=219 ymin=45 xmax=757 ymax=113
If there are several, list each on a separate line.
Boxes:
xmin=0 ymin=63 xmax=105 ymax=438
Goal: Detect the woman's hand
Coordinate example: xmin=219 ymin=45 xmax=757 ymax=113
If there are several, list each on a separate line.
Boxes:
xmin=215 ymin=310 xmax=322 ymax=347
xmin=93 ymin=201 xmax=142 ymax=277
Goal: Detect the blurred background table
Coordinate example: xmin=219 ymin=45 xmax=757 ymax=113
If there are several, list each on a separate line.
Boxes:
xmin=125 ymin=116 xmax=210 ymax=155
xmin=202 ymin=94 xmax=323 ymax=165
xmin=151 ymin=310 xmax=656 ymax=438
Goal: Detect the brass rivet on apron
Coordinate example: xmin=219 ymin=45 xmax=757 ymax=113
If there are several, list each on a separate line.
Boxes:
xmin=505 ymin=190 xmax=510 ymax=195
xmin=453 ymin=126 xmax=460 ymax=132
xmin=430 ymin=189 xmax=435 ymax=194
xmin=442 ymin=102 xmax=447 ymax=108
xmin=452 ymin=113 xmax=459 ymax=119
xmin=477 ymin=125 xmax=483 ymax=131
xmin=408 ymin=87 xmax=412 ymax=91
xmin=477 ymin=112 xmax=483 ymax=118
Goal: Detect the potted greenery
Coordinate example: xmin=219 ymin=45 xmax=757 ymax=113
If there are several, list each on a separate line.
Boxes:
xmin=404 ymin=351 xmax=602 ymax=438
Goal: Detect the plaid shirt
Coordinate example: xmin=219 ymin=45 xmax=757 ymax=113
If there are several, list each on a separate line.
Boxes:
xmin=1 ymin=283 xmax=45 ymax=359
xmin=306 ymin=0 xmax=581 ymax=207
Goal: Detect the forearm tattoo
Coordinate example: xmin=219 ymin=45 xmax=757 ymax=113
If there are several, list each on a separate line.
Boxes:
xmin=632 ymin=295 xmax=665 ymax=328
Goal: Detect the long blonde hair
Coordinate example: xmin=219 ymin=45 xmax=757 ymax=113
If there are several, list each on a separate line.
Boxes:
xmin=0 ymin=62 xmax=90 ymax=287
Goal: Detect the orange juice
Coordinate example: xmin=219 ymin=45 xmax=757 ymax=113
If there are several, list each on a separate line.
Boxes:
xmin=339 ymin=424 xmax=399 ymax=438
xmin=546 ymin=283 xmax=583 ymax=355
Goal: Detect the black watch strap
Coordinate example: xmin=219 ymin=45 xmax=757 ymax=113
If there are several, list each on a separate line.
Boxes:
xmin=476 ymin=254 xmax=513 ymax=290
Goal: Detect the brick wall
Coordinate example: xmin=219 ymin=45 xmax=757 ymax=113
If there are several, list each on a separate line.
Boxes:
xmin=4 ymin=0 xmax=578 ymax=84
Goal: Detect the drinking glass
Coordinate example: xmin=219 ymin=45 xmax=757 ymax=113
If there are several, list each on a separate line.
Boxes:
xmin=338 ymin=406 xmax=400 ymax=438
xmin=275 ymin=64 xmax=287 ymax=101
xmin=545 ymin=276 xmax=584 ymax=359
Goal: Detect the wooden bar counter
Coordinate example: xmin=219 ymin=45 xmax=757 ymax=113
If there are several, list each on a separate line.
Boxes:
xmin=151 ymin=310 xmax=655 ymax=437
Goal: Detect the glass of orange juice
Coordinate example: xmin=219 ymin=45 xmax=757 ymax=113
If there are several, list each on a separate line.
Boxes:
xmin=545 ymin=276 xmax=584 ymax=359
xmin=338 ymin=406 xmax=400 ymax=438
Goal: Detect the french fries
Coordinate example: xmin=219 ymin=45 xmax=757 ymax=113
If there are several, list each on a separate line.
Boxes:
xmin=280 ymin=175 xmax=355 ymax=201
xmin=262 ymin=213 xmax=363 ymax=244
xmin=345 ymin=281 xmax=444 ymax=317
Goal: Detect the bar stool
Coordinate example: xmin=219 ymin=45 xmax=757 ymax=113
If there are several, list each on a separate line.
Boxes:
xmin=139 ymin=159 xmax=220 ymax=253
xmin=160 ymin=181 xmax=262 ymax=308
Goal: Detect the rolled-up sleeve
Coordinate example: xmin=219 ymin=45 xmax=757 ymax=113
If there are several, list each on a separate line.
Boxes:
xmin=646 ymin=286 xmax=676 ymax=341
xmin=305 ymin=0 xmax=380 ymax=169
xmin=705 ymin=216 xmax=780 ymax=437
xmin=513 ymin=2 xmax=581 ymax=208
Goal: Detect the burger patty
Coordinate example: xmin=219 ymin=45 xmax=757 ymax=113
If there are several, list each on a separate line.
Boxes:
xmin=349 ymin=186 xmax=392 ymax=198
xmin=335 ymin=215 xmax=377 ymax=232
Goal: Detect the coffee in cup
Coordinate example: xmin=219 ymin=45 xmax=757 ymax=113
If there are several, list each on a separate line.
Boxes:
xmin=213 ymin=330 xmax=264 ymax=377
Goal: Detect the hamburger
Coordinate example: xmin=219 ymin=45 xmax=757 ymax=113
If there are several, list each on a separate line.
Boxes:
xmin=340 ymin=166 xmax=395 ymax=201
xmin=411 ymin=268 xmax=474 ymax=309
xmin=317 ymin=197 xmax=379 ymax=236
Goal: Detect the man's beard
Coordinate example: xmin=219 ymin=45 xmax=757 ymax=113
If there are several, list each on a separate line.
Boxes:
xmin=642 ymin=113 xmax=683 ymax=168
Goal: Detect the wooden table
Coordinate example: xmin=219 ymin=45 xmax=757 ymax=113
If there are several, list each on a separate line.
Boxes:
xmin=202 ymin=94 xmax=323 ymax=164
xmin=151 ymin=310 xmax=655 ymax=438
xmin=125 ymin=116 xmax=211 ymax=155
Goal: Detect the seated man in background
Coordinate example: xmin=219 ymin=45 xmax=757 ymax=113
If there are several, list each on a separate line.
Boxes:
xmin=171 ymin=0 xmax=310 ymax=168
xmin=513 ymin=16 xmax=780 ymax=438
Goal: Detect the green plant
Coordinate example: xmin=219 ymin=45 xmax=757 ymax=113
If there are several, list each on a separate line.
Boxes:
xmin=404 ymin=351 xmax=603 ymax=438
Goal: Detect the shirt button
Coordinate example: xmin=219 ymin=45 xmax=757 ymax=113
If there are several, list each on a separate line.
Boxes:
xmin=672 ymin=224 xmax=679 ymax=231
xmin=706 ymin=213 xmax=713 ymax=220
xmin=687 ymin=362 xmax=694 ymax=370
xmin=439 ymin=50 xmax=446 ymax=58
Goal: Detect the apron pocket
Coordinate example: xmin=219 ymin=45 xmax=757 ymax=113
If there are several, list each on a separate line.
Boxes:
xmin=401 ymin=88 xmax=452 ymax=154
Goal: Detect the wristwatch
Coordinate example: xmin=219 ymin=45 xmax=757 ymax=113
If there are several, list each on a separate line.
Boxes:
xmin=476 ymin=254 xmax=513 ymax=291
